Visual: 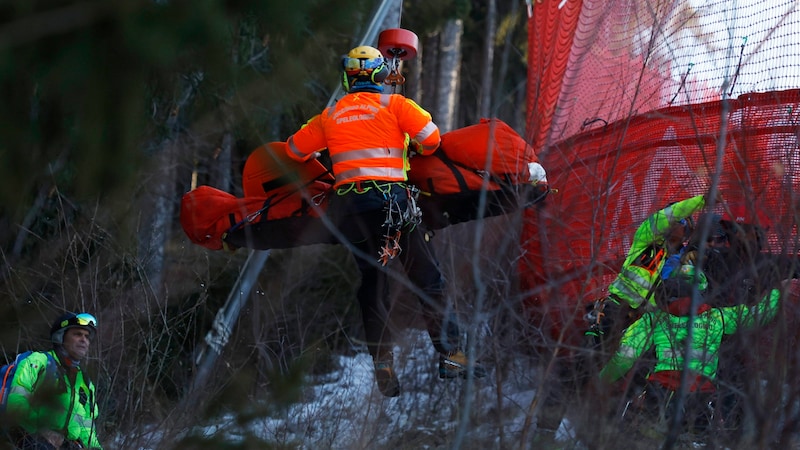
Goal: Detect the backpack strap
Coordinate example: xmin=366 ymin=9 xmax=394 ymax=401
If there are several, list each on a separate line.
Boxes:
xmin=31 ymin=351 xmax=60 ymax=390
xmin=43 ymin=351 xmax=58 ymax=376
xmin=429 ymin=151 xmax=470 ymax=193
xmin=434 ymin=151 xmax=521 ymax=193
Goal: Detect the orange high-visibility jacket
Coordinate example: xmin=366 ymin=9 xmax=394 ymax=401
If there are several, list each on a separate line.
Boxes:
xmin=286 ymin=92 xmax=440 ymax=188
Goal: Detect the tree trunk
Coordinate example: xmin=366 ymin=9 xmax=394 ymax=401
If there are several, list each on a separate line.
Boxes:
xmin=433 ymin=18 xmax=463 ymax=133
xmin=420 ymin=32 xmax=439 ymax=116
xmin=479 ymin=0 xmax=497 ymax=119
xmin=406 ymin=40 xmax=423 ymax=103
xmin=137 ymin=73 xmax=202 ymax=298
xmin=137 ymin=140 xmax=175 ymax=299
xmin=210 ymin=131 xmax=233 ymax=193
xmin=513 ymin=79 xmax=526 ymax=133
xmin=494 ymin=0 xmax=523 ymax=129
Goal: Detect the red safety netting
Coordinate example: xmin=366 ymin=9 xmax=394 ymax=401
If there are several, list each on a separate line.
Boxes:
xmin=522 ymin=0 xmax=800 ymax=346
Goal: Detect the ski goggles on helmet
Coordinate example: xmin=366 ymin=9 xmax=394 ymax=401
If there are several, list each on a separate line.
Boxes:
xmin=343 ymin=56 xmax=384 ymax=75
xmin=61 ymin=312 xmax=98 ymax=328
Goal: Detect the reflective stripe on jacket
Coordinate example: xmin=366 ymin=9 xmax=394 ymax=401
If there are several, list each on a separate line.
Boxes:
xmin=599 ymin=288 xmax=780 ymax=386
xmin=285 ymin=92 xmax=440 ymax=188
xmin=7 ymin=350 xmax=103 ymax=449
xmin=609 ymin=194 xmax=706 ymax=308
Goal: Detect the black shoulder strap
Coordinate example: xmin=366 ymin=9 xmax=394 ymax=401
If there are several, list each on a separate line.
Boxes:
xmin=431 ymin=151 xmax=469 ymax=193
xmin=435 ymin=150 xmax=519 ymax=192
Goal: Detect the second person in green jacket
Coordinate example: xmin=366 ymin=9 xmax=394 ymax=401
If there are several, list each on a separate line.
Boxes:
xmin=586 ymin=193 xmax=709 ymax=345
xmin=599 ymin=270 xmax=781 ymax=435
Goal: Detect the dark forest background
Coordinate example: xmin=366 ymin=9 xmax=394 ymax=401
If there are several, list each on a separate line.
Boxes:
xmin=0 ymin=1 xmax=534 ymax=448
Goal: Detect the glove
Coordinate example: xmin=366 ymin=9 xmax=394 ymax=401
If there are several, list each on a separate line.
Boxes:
xmin=680 ymin=250 xmax=698 ymax=265
xmin=527 ymin=162 xmax=548 ymax=185
xmin=408 ymin=139 xmax=421 ymax=156
xmin=584 ymin=299 xmax=608 ymax=349
xmin=584 ymin=301 xmax=600 ymax=324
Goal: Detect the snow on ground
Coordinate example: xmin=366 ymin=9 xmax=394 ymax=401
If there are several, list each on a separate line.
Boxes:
xmin=248 ymin=330 xmax=539 ymax=449
xmin=118 ymin=326 xmax=797 ymax=449
xmin=182 ymin=330 xmax=546 ymax=450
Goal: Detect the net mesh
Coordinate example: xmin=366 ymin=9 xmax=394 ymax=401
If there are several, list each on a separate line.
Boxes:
xmin=521 ymin=0 xmax=800 ymax=343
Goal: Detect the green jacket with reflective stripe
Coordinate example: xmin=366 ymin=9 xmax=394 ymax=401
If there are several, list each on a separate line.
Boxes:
xmin=608 ymin=194 xmax=706 ymax=308
xmin=7 ymin=349 xmax=102 ymax=449
xmin=599 ymin=288 xmax=780 ymax=384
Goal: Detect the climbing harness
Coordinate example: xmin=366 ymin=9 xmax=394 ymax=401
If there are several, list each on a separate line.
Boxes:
xmin=379 ymin=183 xmax=422 ymax=265
xmin=334 ymin=180 xmax=422 ymax=265
xmin=585 ymin=297 xmax=607 ymax=330
xmin=584 ymin=297 xmax=607 ymax=346
xmin=379 ymin=230 xmax=403 ymax=266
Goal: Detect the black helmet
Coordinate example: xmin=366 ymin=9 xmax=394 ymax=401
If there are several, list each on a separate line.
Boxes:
xmin=51 ymin=312 xmax=97 ymax=344
xmin=700 ymin=213 xmax=726 ymax=239
xmin=688 ymin=213 xmax=726 ymax=249
xmin=657 ymin=265 xmax=708 ymax=309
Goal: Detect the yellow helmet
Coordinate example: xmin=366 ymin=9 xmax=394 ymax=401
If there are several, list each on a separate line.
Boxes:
xmin=341 ymin=45 xmax=389 ymax=92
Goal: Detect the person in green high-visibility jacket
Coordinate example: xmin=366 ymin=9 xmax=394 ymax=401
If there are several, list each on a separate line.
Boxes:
xmin=600 ymin=287 xmax=780 ymax=387
xmin=5 ymin=312 xmax=103 ymax=450
xmin=609 ymin=194 xmax=708 ymax=310
xmin=599 ymin=269 xmax=781 ymax=434
xmin=585 ymin=194 xmax=709 ymax=344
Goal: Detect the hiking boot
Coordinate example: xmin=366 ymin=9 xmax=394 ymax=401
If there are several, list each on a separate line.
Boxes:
xmin=439 ymin=350 xmax=487 ymax=379
xmin=374 ymin=359 xmax=400 ymax=397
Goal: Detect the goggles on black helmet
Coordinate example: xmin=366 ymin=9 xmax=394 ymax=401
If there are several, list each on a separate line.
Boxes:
xmin=61 ymin=312 xmax=98 ymax=328
xmin=51 ymin=312 xmax=98 ymax=344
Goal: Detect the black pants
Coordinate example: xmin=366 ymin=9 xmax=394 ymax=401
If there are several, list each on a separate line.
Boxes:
xmin=329 ymin=183 xmax=458 ymax=361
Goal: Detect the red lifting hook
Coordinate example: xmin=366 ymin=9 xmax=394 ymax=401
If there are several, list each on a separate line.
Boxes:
xmin=377 ymin=28 xmax=419 ymax=87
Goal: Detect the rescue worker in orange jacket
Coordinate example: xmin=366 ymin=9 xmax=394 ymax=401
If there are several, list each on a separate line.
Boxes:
xmin=285 ymin=45 xmax=485 ymax=397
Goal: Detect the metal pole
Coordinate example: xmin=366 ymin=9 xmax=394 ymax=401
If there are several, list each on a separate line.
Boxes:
xmin=189 ymin=249 xmax=270 ymax=393
xmin=325 ymin=0 xmax=402 ymax=106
